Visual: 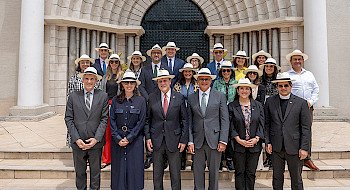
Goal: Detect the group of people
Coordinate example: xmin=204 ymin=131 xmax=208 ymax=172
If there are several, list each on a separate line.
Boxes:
xmin=64 ymin=41 xmax=320 ymax=190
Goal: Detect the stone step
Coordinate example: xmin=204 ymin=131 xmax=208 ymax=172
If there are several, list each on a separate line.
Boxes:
xmin=313 ymin=116 xmax=348 ymax=122
xmin=0 ymin=158 xmax=350 ymax=180
xmin=1 ymin=148 xmax=350 ymax=160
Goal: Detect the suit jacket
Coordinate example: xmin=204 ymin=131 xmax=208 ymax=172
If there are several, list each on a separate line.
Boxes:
xmin=93 ymin=58 xmax=104 ymax=76
xmin=144 ymin=90 xmax=189 ymax=152
xmin=255 ymin=84 xmax=266 ymax=105
xmin=188 ymin=89 xmax=230 ymax=149
xmin=138 ymin=63 xmax=173 ymax=101
xmin=65 ymin=89 xmax=109 ymax=150
xmin=228 ymin=99 xmax=264 ymax=153
xmin=264 ymin=93 xmax=311 ymax=155
xmin=161 ymin=56 xmax=185 ymax=83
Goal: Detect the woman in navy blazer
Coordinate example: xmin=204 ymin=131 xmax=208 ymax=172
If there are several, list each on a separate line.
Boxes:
xmin=228 ymin=78 xmax=264 ymax=190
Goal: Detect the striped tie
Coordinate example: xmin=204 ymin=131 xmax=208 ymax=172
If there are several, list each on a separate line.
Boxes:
xmin=201 ymin=92 xmax=207 ymax=115
xmin=86 ymin=91 xmax=91 ymax=110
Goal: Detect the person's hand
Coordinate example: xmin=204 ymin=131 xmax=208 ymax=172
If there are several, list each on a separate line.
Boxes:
xmin=146 ymin=139 xmax=153 ymax=152
xmin=307 ymin=101 xmax=311 ymax=108
xmin=75 ymin=139 xmax=87 ymax=150
xmin=85 ymin=138 xmax=98 ymax=150
xmin=178 ymin=143 xmax=186 ymax=152
xmin=188 ymin=144 xmax=195 ymax=154
xmin=299 ymin=149 xmax=308 ymax=160
xmin=217 ymin=142 xmax=226 ymax=152
xmin=247 ymin=137 xmax=258 ymax=147
xmin=118 ymin=139 xmax=128 ymax=146
xmin=266 ymin=144 xmax=272 ymax=154
xmin=237 ymin=138 xmax=251 ymax=148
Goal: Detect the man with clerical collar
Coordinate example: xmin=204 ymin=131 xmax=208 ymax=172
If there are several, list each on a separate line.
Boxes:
xmin=286 ymin=49 xmax=319 ymax=171
xmin=93 ymin=43 xmax=112 ymax=76
xmin=161 ymin=42 xmax=185 ymax=83
xmin=65 ymin=67 xmax=109 ymax=190
xmin=144 ymin=69 xmax=188 ymax=190
xmin=264 ymin=72 xmax=311 ymax=190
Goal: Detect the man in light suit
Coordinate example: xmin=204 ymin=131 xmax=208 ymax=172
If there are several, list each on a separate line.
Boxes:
xmin=265 ymin=72 xmax=311 ymax=190
xmin=144 ymin=69 xmax=189 ymax=190
xmin=65 ymin=67 xmax=109 ymax=190
xmin=187 ymin=68 xmax=230 ymax=190
xmin=161 ymin=42 xmax=185 ymax=83
xmin=93 ymin=43 xmax=112 ymax=76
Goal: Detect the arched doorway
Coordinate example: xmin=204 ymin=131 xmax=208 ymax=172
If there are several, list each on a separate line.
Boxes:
xmin=140 ymin=0 xmax=209 ymax=65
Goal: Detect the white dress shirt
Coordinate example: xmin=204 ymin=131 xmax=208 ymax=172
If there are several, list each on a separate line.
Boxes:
xmin=287 ymin=68 xmax=319 ymax=106
xmin=84 ymin=89 xmax=94 ymax=109
xmin=151 ymin=62 xmax=161 ymax=74
xmin=167 ymin=57 xmax=175 ymax=71
xmin=215 ymin=59 xmax=224 ymax=69
xmin=161 ymin=90 xmax=171 ymax=107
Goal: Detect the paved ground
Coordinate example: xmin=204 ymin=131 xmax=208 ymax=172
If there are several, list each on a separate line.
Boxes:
xmin=0 ymin=114 xmax=350 ymax=189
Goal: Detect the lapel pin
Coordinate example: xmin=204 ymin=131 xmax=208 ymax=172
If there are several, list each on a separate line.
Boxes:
xmin=130 ymin=106 xmax=134 ymax=108
xmin=290 ymin=102 xmax=292 ymax=104
xmin=173 ymin=96 xmax=175 ymax=99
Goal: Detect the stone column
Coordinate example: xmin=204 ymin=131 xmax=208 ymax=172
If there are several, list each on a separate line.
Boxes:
xmin=261 ymin=30 xmax=268 ymax=52
xmin=80 ymin=29 xmax=87 ymax=55
xmin=90 ymin=30 xmax=97 ymax=59
xmin=101 ymin=32 xmax=107 ymax=43
xmin=127 ymin=35 xmax=135 ymax=65
xmin=251 ymin=31 xmax=258 ymax=56
xmin=304 ymin=0 xmax=329 ymax=107
xmin=233 ymin=34 xmax=240 ymax=54
xmin=11 ymin=0 xmax=52 ymax=119
xmin=68 ymin=27 xmax=77 ymax=78
xmin=242 ymin=32 xmax=249 ymax=54
xmin=214 ymin=35 xmax=222 ymax=44
xmin=110 ymin=33 xmax=116 ymax=53
xmin=271 ymin=28 xmax=280 ymax=65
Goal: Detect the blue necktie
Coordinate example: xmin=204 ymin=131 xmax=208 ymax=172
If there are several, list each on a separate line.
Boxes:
xmin=102 ymin=61 xmax=106 ymax=75
xmin=168 ymin=59 xmax=173 ymax=71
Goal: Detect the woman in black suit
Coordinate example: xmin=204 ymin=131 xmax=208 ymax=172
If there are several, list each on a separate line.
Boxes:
xmin=229 ymin=78 xmax=264 ymax=190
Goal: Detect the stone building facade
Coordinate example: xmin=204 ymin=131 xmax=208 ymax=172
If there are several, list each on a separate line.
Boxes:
xmin=0 ymin=0 xmax=349 ymax=119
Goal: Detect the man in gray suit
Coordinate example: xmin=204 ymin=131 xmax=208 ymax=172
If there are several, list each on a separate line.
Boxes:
xmin=265 ymin=72 xmax=311 ymax=190
xmin=187 ymin=68 xmax=230 ymax=190
xmin=144 ymin=69 xmax=189 ymax=190
xmin=65 ymin=67 xmax=109 ymax=190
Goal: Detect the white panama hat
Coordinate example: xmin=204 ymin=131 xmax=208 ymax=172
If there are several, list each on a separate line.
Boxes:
xmin=117 ymin=71 xmax=141 ymax=86
xmin=219 ymin=61 xmax=236 ymax=70
xmin=210 ymin=43 xmax=228 ymax=53
xmin=77 ymin=67 xmax=102 ymax=80
xmin=259 ymin=58 xmax=281 ymax=70
xmin=105 ymin=54 xmax=124 ymax=65
xmin=286 ymin=49 xmax=309 ymax=61
xmin=272 ymin=72 xmax=296 ymax=83
xmin=152 ymin=69 xmax=175 ymax=81
xmin=146 ymin=44 xmax=166 ymax=57
xmin=75 ymin=54 xmax=95 ymax=65
xmin=252 ymin=50 xmax=272 ymax=61
xmin=193 ymin=68 xmax=216 ymax=80
xmin=95 ymin=43 xmax=113 ymax=52
xmin=186 ymin=53 xmax=204 ymax=64
xmin=162 ymin=42 xmax=180 ymax=51
xmin=232 ymin=78 xmax=256 ymax=88
xmin=179 ymin=63 xmax=197 ymax=72
xmin=127 ymin=51 xmax=146 ymax=62
xmin=232 ymin=50 xmax=249 ymax=59
xmin=243 ymin=65 xmax=263 ymax=77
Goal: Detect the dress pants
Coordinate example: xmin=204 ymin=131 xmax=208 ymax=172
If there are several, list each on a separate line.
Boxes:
xmin=221 ymin=139 xmax=234 ymax=163
xmin=72 ymin=147 xmax=102 ymax=190
xmin=152 ymin=138 xmax=181 ymax=190
xmin=272 ymin=149 xmax=304 ymax=190
xmin=193 ymin=140 xmax=222 ymax=190
xmin=233 ymin=150 xmax=261 ymax=190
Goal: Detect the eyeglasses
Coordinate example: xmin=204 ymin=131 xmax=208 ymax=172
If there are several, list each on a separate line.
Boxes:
xmin=214 ymin=51 xmax=223 ymax=55
xmin=222 ymin=69 xmax=232 ymax=73
xmin=80 ymin=61 xmax=90 ymax=65
xmin=123 ymin=81 xmax=136 ymax=84
xmin=248 ymin=72 xmax=258 ymax=75
xmin=198 ymin=78 xmax=211 ymax=82
xmin=191 ymin=59 xmax=199 ymax=63
xmin=110 ymin=61 xmax=120 ymax=64
xmin=277 ymin=84 xmax=290 ymax=88
xmin=152 ymin=52 xmax=162 ymax=55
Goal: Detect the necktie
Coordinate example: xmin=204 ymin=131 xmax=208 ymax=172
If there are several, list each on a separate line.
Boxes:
xmin=163 ymin=94 xmax=169 ymax=115
xmin=154 ymin=65 xmax=158 ymax=78
xmin=102 ymin=61 xmax=106 ymax=75
xmin=217 ymin=62 xmax=220 ymax=72
xmin=86 ymin=91 xmax=91 ymax=110
xmin=201 ymin=92 xmax=207 ymax=115
xmin=168 ymin=59 xmax=173 ymax=71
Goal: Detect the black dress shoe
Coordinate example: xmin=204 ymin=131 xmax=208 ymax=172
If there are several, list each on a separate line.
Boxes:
xmin=181 ymin=161 xmax=186 ymax=170
xmin=226 ymin=161 xmax=234 ymax=171
xmin=219 ymin=162 xmax=223 ymax=172
xmin=144 ymin=158 xmax=152 ymax=169
xmin=101 ymin=163 xmax=110 ymax=169
xmin=163 ymin=160 xmax=168 ymax=170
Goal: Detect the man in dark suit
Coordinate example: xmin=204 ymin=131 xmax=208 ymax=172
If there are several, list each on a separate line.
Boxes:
xmin=144 ymin=69 xmax=189 ymax=190
xmin=161 ymin=42 xmax=185 ymax=83
xmin=93 ymin=43 xmax=112 ymax=76
xmin=139 ymin=44 xmax=172 ymax=169
xmin=265 ymin=72 xmax=311 ymax=190
xmin=187 ymin=68 xmax=230 ymax=190
xmin=65 ymin=67 xmax=109 ymax=190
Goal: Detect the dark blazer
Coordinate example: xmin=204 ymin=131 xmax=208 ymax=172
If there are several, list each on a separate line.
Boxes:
xmin=187 ymin=89 xmax=230 ymax=149
xmin=264 ymin=93 xmax=311 ymax=155
xmin=65 ymin=89 xmax=109 ymax=150
xmin=228 ymin=98 xmax=264 ymax=153
xmin=161 ymin=56 xmax=185 ymax=83
xmin=255 ymin=84 xmax=266 ymax=105
xmin=144 ymin=90 xmax=189 ymax=153
xmin=138 ymin=63 xmax=173 ymax=101
xmin=93 ymin=58 xmax=104 ymax=76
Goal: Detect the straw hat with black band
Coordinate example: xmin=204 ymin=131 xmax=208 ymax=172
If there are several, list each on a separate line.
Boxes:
xmin=243 ymin=65 xmax=263 ymax=77
xmin=193 ymin=68 xmax=216 ymax=80
xmin=210 ymin=43 xmax=228 ymax=53
xmin=117 ymin=71 xmax=141 ymax=86
xmin=259 ymin=58 xmax=281 ymax=70
xmin=77 ymin=67 xmax=102 ymax=80
xmin=127 ymin=51 xmax=146 ymax=62
xmin=232 ymin=78 xmax=256 ymax=88
xmin=271 ymin=72 xmax=296 ymax=83
xmin=75 ymin=54 xmax=95 ymax=65
xmin=286 ymin=49 xmax=309 ymax=61
xmin=152 ymin=69 xmax=175 ymax=81
xmin=95 ymin=43 xmax=113 ymax=53
xmin=146 ymin=44 xmax=166 ymax=57
xmin=186 ymin=53 xmax=204 ymax=64
xmin=252 ymin=50 xmax=272 ymax=61
xmin=162 ymin=42 xmax=180 ymax=51
xmin=105 ymin=54 xmax=124 ymax=65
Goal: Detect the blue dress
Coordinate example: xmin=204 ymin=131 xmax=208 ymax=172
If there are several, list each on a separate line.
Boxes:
xmin=110 ymin=95 xmax=146 ymax=190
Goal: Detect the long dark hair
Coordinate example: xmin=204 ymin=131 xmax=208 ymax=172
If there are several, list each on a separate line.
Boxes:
xmin=245 ymin=72 xmax=260 ymax=85
xmin=116 ymin=84 xmax=141 ymax=104
xmin=178 ymin=71 xmax=197 ymax=85
xmin=253 ymin=55 xmax=268 ymax=67
xmin=234 ymin=86 xmax=253 ymax=100
xmin=129 ymin=58 xmax=144 ymax=72
xmin=76 ymin=61 xmax=92 ymax=72
xmin=261 ymin=66 xmax=278 ymax=86
xmin=233 ymin=58 xmax=249 ymax=68
xmin=218 ymin=69 xmax=234 ymax=79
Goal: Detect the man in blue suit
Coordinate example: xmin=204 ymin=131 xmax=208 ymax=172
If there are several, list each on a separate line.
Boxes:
xmin=207 ymin=43 xmax=230 ymax=77
xmin=93 ymin=43 xmax=112 ymax=76
xmin=161 ymin=42 xmax=185 ymax=83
